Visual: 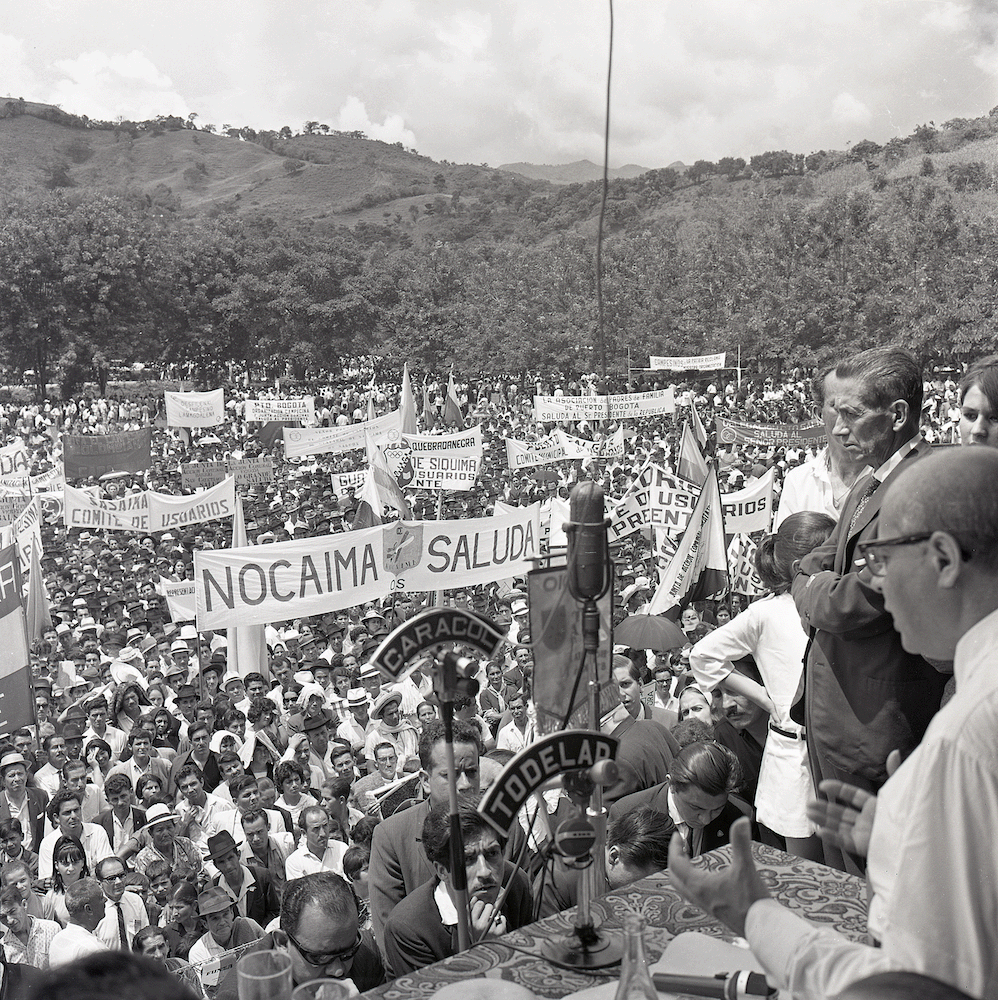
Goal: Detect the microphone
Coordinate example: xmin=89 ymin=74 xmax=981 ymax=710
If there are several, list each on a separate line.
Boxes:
xmin=651 ymin=971 xmax=775 ymax=999
xmin=436 ymin=651 xmax=480 ymax=700
xmin=566 ymin=481 xmax=610 ymax=602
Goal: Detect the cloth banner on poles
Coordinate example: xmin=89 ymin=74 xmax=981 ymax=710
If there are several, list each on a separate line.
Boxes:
xmin=386 ymin=426 xmax=482 ymax=491
xmin=720 ymin=470 xmax=775 ymax=534
xmin=162 ymin=580 xmax=197 ymax=622
xmin=646 ymin=467 xmax=728 ymax=615
xmin=63 ymin=429 xmax=152 ymax=479
xmin=534 ymin=388 xmax=676 ymax=422
xmin=727 ymin=533 xmax=768 ymax=597
xmin=282 ymin=410 xmax=401 ymax=458
xmin=330 ymin=470 xmax=367 ymax=496
xmin=609 ymin=465 xmax=698 ymax=542
xmin=0 ymin=497 xmax=42 ymax=584
xmin=0 ymin=442 xmax=31 ymax=478
xmin=649 ymin=353 xmax=726 ymax=371
xmin=164 ymin=389 xmax=225 ymax=427
xmin=195 ymin=504 xmax=542 ymax=629
xmin=245 ymin=397 xmax=315 ymax=423
xmin=0 ymin=544 xmax=33 ymax=733
xmin=715 ymin=417 xmax=824 ymax=449
xmin=0 ymin=464 xmax=64 ymax=493
xmin=146 ymin=478 xmax=236 ymax=532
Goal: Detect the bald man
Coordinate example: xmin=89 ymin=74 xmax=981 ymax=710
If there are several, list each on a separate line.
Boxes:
xmin=668 ymin=448 xmax=998 ymax=1000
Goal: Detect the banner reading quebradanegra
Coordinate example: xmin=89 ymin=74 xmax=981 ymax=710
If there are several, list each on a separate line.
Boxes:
xmin=195 ymin=504 xmax=542 ymax=629
xmin=715 ymin=416 xmax=824 ymax=449
xmin=63 ymin=429 xmax=152 ymax=478
xmin=165 ymin=389 xmax=225 ymax=427
xmin=385 ymin=426 xmax=483 ymax=491
xmin=534 ymin=388 xmax=676 ymax=422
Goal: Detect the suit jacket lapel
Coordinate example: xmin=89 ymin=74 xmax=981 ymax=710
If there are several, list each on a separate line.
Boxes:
xmin=851 ymin=440 xmax=931 ymax=538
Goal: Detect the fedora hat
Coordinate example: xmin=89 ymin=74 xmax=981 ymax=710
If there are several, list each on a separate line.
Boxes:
xmin=205 ymin=830 xmax=242 ymax=863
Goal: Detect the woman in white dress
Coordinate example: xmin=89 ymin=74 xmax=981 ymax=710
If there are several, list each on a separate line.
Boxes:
xmin=689 ymin=511 xmax=835 ymax=862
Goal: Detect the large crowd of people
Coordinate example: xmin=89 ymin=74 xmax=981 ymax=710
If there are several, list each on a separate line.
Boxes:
xmin=0 ymin=349 xmax=996 ymax=999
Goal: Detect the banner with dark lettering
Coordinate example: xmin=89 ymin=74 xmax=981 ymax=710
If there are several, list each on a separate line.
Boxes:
xmin=62 ymin=429 xmax=152 ymax=479
xmin=715 ymin=417 xmax=824 ymax=450
xmin=385 ymin=426 xmax=483 ymax=491
xmin=609 ymin=464 xmax=699 ymax=542
xmin=245 ymin=397 xmax=315 ymax=423
xmin=283 ymin=410 xmax=402 ymax=458
xmin=0 ymin=442 xmax=31 ymax=479
xmin=162 ymin=580 xmax=197 ymax=622
xmin=165 ymin=389 xmax=225 ymax=427
xmin=146 ymin=478 xmax=235 ymax=532
xmin=63 ymin=485 xmax=148 ymax=532
xmin=0 ymin=544 xmax=33 ymax=733
xmin=720 ymin=469 xmax=774 ymax=534
xmin=194 ymin=504 xmax=542 ymax=630
xmin=534 ymin=388 xmax=675 ymax=422
xmin=649 ymin=352 xmax=726 ymax=371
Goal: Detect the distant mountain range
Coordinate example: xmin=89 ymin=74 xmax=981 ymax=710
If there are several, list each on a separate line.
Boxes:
xmin=500 ymin=158 xmax=685 ymax=184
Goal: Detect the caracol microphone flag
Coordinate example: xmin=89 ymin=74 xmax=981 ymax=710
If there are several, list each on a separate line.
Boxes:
xmin=444 ymin=369 xmax=465 ymax=430
xmin=646 ymin=465 xmax=728 ymax=616
xmin=677 ymin=421 xmax=709 ymax=487
xmin=400 ymin=363 xmax=417 ymax=435
xmin=229 ymin=495 xmax=268 ymax=680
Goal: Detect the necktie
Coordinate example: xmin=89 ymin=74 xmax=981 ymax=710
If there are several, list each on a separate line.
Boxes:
xmin=849 ymin=476 xmax=879 ymax=533
xmin=116 ymin=901 xmax=128 ymax=949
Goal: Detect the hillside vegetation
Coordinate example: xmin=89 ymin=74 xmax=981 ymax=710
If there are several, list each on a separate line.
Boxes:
xmin=1 ymin=100 xmax=997 ymax=396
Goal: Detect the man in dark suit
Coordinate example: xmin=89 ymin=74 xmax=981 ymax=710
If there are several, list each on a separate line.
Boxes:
xmin=94 ymin=773 xmax=146 ymax=853
xmin=383 ymin=804 xmax=533 ymax=976
xmin=208 ymin=831 xmax=281 ymax=927
xmin=0 ymin=753 xmax=48 ymax=854
xmin=791 ymin=347 xmax=948 ymax=872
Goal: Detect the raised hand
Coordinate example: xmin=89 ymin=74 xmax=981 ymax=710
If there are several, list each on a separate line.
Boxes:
xmin=667 ymin=816 xmax=769 ymax=937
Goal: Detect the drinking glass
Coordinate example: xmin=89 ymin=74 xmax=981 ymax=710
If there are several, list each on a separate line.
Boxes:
xmin=237 ymin=949 xmax=294 ymax=1000
xmin=291 ymin=979 xmax=357 ymax=1000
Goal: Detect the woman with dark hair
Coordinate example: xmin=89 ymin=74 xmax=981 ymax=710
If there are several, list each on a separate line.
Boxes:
xmin=112 ymin=682 xmax=148 ymax=735
xmin=160 ymin=880 xmax=206 ymax=961
xmin=959 ymin=355 xmax=998 ymax=448
xmin=44 ymin=835 xmax=89 ymax=927
xmin=689 ymin=511 xmax=835 ymax=861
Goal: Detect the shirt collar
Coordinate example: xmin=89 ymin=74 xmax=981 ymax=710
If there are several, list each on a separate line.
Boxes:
xmin=433 ymin=879 xmax=458 ymax=927
xmin=953 ymin=605 xmax=998 ymax=696
xmin=872 ymin=433 xmax=921 ymax=483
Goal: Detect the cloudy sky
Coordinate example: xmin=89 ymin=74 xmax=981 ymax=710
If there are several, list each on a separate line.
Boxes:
xmin=3 ymin=1 xmax=997 ymax=168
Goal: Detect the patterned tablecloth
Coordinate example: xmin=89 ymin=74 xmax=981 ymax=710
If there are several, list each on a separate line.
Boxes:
xmin=360 ymin=842 xmax=868 ymax=1000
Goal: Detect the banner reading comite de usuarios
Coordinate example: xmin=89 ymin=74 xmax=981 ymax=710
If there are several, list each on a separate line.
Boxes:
xmin=195 ymin=503 xmax=541 ymax=630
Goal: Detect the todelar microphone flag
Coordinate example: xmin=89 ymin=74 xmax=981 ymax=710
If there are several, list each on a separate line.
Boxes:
xmin=646 ymin=464 xmax=728 ymax=616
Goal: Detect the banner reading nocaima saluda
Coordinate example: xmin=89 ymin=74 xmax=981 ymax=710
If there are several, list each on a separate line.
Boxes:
xmin=63 ymin=429 xmax=152 ymax=479
xmin=194 ymin=503 xmax=542 ymax=630
xmin=283 ymin=410 xmax=401 ymax=458
xmin=165 ymin=389 xmax=225 ymax=428
xmin=534 ymin=388 xmax=675 ymax=422
xmin=0 ymin=544 xmax=33 ymax=733
xmin=715 ymin=416 xmax=824 ymax=449
xmin=64 ymin=477 xmax=235 ymax=533
xmin=245 ymin=397 xmax=315 ymax=423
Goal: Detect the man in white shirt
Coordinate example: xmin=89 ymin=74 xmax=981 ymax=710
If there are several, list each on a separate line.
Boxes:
xmin=94 ymin=856 xmax=148 ymax=949
xmin=173 ymin=762 xmax=235 ymax=856
xmin=82 ymin=697 xmax=127 ymax=758
xmin=49 ymin=878 xmax=109 ymax=966
xmin=33 ymin=734 xmax=68 ymax=800
xmin=669 ymin=447 xmax=998 ymax=1000
xmin=496 ymin=692 xmax=535 ymax=753
xmin=285 ymin=805 xmax=347 ymax=880
xmin=38 ymin=789 xmax=113 ymax=880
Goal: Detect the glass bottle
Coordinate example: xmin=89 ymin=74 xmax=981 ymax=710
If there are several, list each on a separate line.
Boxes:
xmin=614 ymin=913 xmax=658 ymax=1000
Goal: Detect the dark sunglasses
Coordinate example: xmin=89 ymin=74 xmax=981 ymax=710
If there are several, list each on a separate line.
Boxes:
xmin=284 ymin=926 xmax=362 ymax=967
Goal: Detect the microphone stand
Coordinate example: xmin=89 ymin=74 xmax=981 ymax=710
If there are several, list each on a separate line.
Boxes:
xmin=433 ymin=651 xmax=473 ymax=954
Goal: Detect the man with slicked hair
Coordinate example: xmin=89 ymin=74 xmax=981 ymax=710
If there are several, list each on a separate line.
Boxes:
xmin=670 ymin=448 xmax=998 ymax=1000
xmin=791 ymin=346 xmax=948 ymax=871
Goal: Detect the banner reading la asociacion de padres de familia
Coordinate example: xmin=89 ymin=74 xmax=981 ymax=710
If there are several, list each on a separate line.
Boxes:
xmin=194 ymin=503 xmax=542 ymax=630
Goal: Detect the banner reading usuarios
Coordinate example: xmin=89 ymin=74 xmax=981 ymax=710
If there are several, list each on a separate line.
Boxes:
xmin=165 ymin=389 xmax=225 ymax=427
xmin=534 ymin=388 xmax=675 ymax=422
xmin=195 ymin=504 xmax=542 ymax=629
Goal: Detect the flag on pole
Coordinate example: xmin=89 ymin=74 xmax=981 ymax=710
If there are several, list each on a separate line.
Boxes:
xmin=400 ymin=363 xmax=417 ymax=435
xmin=690 ymin=402 xmax=709 ymax=453
xmin=677 ymin=421 xmax=709 ymax=486
xmin=727 ymin=533 xmax=768 ymax=597
xmin=356 ymin=433 xmax=412 ymax=527
xmin=24 ymin=532 xmax=51 ymax=641
xmin=366 ymin=374 xmax=376 ymax=422
xmin=229 ymin=495 xmax=268 ymax=679
xmin=444 ymin=369 xmax=465 ymax=429
xmin=422 ymin=375 xmax=435 ymax=429
xmin=646 ymin=465 xmax=728 ymax=616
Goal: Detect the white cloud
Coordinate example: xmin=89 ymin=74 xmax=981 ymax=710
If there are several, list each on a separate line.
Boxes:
xmin=832 ymin=92 xmax=873 ymax=124
xmin=336 ymin=96 xmax=417 ymax=147
xmin=921 ymin=1 xmax=969 ymax=32
xmin=0 ymin=33 xmax=41 ymax=98
xmin=47 ymin=49 xmax=189 ymax=121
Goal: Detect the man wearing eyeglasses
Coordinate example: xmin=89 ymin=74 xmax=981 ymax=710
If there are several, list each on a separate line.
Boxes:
xmin=790 ymin=347 xmax=948 ymax=873
xmin=670 ymin=447 xmax=998 ymax=1000
xmin=93 ymin=857 xmax=148 ymax=950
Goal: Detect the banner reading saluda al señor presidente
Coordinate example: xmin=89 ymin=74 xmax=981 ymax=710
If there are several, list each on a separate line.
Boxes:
xmin=194 ymin=503 xmax=541 ymax=630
